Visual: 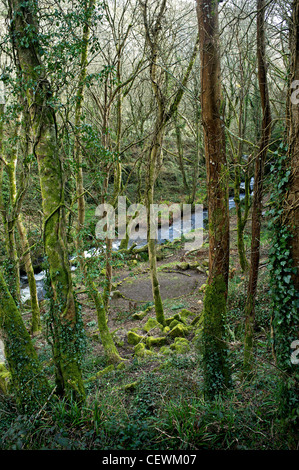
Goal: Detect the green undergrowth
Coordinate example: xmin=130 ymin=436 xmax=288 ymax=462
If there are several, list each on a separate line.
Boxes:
xmin=0 ymin=257 xmax=296 ymax=449
xmin=0 ymin=353 xmax=289 ymax=450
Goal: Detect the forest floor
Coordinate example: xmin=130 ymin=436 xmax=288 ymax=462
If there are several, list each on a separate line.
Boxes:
xmin=0 ymin=210 xmax=296 ymax=450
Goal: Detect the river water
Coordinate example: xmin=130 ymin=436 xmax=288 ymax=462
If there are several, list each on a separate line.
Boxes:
xmin=0 ymin=184 xmax=252 ymax=362
xmin=19 ymin=181 xmax=252 ymax=304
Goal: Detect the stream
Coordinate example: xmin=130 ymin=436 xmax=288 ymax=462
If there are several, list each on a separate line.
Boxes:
xmin=19 ymin=179 xmax=253 ymax=303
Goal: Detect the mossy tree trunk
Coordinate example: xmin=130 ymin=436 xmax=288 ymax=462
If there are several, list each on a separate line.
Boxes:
xmin=197 ymin=0 xmax=231 ymax=399
xmin=141 ymin=0 xmax=199 ymax=327
xmin=146 ymin=121 xmax=166 ymax=326
xmin=286 ymin=0 xmax=299 ymax=295
xmin=0 ymin=271 xmax=50 ymax=412
xmin=270 ymin=0 xmax=299 ymax=436
xmin=189 ymin=102 xmax=202 ymax=205
xmin=3 ymin=101 xmax=41 ymax=332
xmin=17 ymin=216 xmax=41 ymax=333
xmin=17 ymin=106 xmax=41 ymax=333
xmin=74 ymin=0 xmax=95 ymax=240
xmin=8 ymin=0 xmax=85 ymax=401
xmin=243 ymin=0 xmax=272 ymax=372
xmin=0 ymin=106 xmax=20 ymax=302
xmin=233 ymin=43 xmax=250 ymax=273
xmin=174 ymin=112 xmax=189 ymax=194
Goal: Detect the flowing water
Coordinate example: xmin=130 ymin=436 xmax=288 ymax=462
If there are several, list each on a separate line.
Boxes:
xmin=0 ymin=183 xmax=252 ymax=361
xmin=19 ymin=182 xmax=252 ymax=304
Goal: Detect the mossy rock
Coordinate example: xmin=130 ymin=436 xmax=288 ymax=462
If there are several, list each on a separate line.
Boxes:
xmin=169 ymin=324 xmax=189 ymax=338
xmin=132 ymin=305 xmax=153 ymax=321
xmin=190 ymin=314 xmax=203 ymax=326
xmin=173 ymin=337 xmax=190 ymax=353
xmin=127 ymin=331 xmax=144 ymax=345
xmin=110 ymin=290 xmax=124 ymax=299
xmin=143 ymin=317 xmax=162 ymax=333
xmin=163 ymin=326 xmax=170 ymax=334
xmin=134 ymin=343 xmax=153 ymax=357
xmin=202 ymin=259 xmax=209 ymax=267
xmin=146 ymin=336 xmax=167 ymax=348
xmin=165 ymin=313 xmax=181 ymax=326
xmin=124 ymin=381 xmax=140 ymax=392
xmin=176 ymin=262 xmax=189 ymax=271
xmin=0 ymin=363 xmax=11 ymax=394
xmin=179 ymin=309 xmax=194 ymax=319
xmin=159 ymin=346 xmax=173 ymax=356
xmin=169 ymin=319 xmax=180 ymax=330
xmin=132 ymin=310 xmax=148 ymax=321
xmin=188 ymin=262 xmax=200 ymax=269
xmin=196 ymin=266 xmax=206 ymax=274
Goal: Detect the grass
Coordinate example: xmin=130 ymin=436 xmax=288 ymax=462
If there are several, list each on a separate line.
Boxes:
xmin=0 ymin=312 xmax=294 ymax=450
xmin=0 ymin=221 xmax=297 ymax=450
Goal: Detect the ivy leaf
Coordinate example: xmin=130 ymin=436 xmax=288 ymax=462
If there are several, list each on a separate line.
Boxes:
xmin=283 ymin=275 xmax=292 ymax=284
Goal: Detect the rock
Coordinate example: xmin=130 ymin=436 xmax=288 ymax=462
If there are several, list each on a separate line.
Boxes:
xmin=169 ymin=319 xmax=180 ymax=330
xmin=159 ymin=346 xmax=173 ymax=356
xmin=110 ymin=290 xmax=123 ymax=299
xmin=132 ymin=305 xmax=153 ymax=321
xmin=190 ymin=314 xmax=203 ymax=326
xmin=173 ymin=337 xmax=190 ymax=354
xmin=146 ymin=336 xmax=167 ymax=348
xmin=127 ymin=331 xmax=144 ymax=345
xmin=134 ymin=343 xmax=153 ymax=357
xmin=202 ymin=259 xmax=209 ymax=267
xmin=165 ymin=313 xmax=181 ymax=326
xmin=188 ymin=262 xmax=200 ymax=269
xmin=176 ymin=262 xmax=189 ymax=271
xmin=143 ymin=317 xmax=161 ymax=333
xmin=132 ymin=310 xmax=148 ymax=321
xmin=179 ymin=309 xmax=194 ymax=319
xmin=124 ymin=381 xmax=139 ymax=392
xmin=196 ymin=266 xmax=206 ymax=274
xmin=169 ymin=324 xmax=188 ymax=338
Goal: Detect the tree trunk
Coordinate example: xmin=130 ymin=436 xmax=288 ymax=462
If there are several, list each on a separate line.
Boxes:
xmin=174 ymin=112 xmax=189 ymax=194
xmin=8 ymin=0 xmax=85 ymax=401
xmin=146 ymin=122 xmax=166 ymax=326
xmin=197 ymin=0 xmax=231 ymax=399
xmin=17 ymin=216 xmax=41 ymax=334
xmin=287 ymin=1 xmax=299 ymax=293
xmin=141 ymin=0 xmax=198 ymax=327
xmin=269 ymin=0 xmax=299 ymax=437
xmin=0 ymin=270 xmax=50 ymax=412
xmin=244 ymin=0 xmax=272 ymax=372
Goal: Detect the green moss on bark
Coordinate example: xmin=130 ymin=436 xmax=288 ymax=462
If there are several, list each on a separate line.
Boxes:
xmin=202 ymin=275 xmax=231 ymax=399
xmin=0 ymin=271 xmax=50 ymax=411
